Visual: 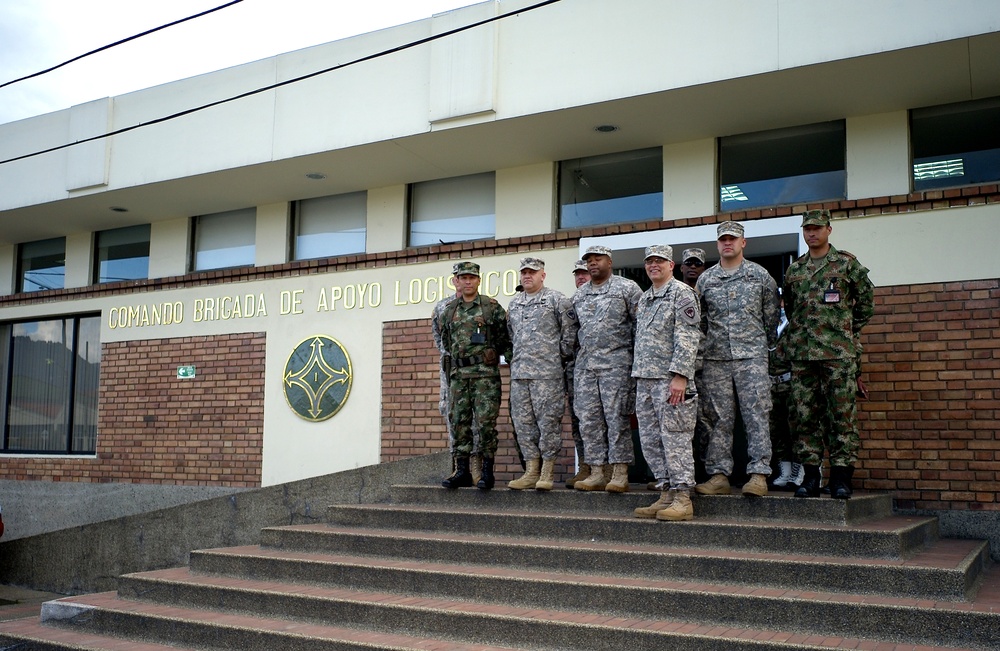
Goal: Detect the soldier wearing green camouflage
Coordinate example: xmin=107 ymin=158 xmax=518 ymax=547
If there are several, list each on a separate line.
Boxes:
xmin=782 ymin=209 xmax=875 ymax=500
xmin=439 ymin=261 xmax=512 ymax=491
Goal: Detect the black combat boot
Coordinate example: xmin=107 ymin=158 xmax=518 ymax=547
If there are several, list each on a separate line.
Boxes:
xmin=442 ymin=456 xmax=473 ymax=489
xmin=830 ymin=465 xmax=854 ymax=500
xmin=794 ymin=465 xmax=822 ymax=498
xmin=477 ymin=456 xmax=495 ymax=490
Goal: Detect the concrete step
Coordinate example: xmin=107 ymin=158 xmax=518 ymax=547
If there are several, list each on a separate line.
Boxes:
xmin=175 ymin=543 xmax=1000 ymax=647
xmin=0 ymin=615 xmax=197 ymax=651
xmin=325 ymin=502 xmax=940 ymax=559
xmin=390 ymin=484 xmax=895 ymax=525
xmin=68 ymin=572 xmax=995 ymax=651
xmin=34 ymin=591 xmax=531 ymax=651
xmin=249 ymin=523 xmax=989 ymax=601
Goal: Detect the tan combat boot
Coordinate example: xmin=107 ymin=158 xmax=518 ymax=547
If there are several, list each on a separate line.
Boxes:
xmin=470 ymin=454 xmax=483 ymax=486
xmin=741 ymin=473 xmax=768 ymax=497
xmin=574 ymin=465 xmax=607 ymax=491
xmin=695 ymin=473 xmax=731 ymax=495
xmin=634 ymin=490 xmax=675 ymax=518
xmin=605 ymin=463 xmax=630 ymax=493
xmin=508 ymin=458 xmax=541 ymax=490
xmin=565 ymin=463 xmax=590 ymax=489
xmin=656 ymin=491 xmax=694 ymax=521
xmin=534 ymin=459 xmax=556 ymax=491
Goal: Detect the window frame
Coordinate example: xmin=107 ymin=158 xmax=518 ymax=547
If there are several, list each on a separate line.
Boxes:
xmin=408 ymin=172 xmax=496 ymax=247
xmin=558 ymin=147 xmax=663 ymax=230
xmin=191 ymin=208 xmax=257 ymax=272
xmin=718 ymin=120 xmax=846 ymax=212
xmin=0 ymin=313 xmax=101 ymax=455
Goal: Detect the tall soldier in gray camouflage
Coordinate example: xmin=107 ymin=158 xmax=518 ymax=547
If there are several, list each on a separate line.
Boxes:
xmin=506 ymin=257 xmax=579 ymax=491
xmin=439 ymin=261 xmax=512 ymax=491
xmin=631 ymin=245 xmax=703 ymax=521
xmin=783 ymin=209 xmax=875 ymax=499
xmin=695 ymin=221 xmax=780 ymax=498
xmin=572 ymin=245 xmax=643 ymax=493
xmin=432 ymin=265 xmax=482 ymax=484
xmin=564 ymin=259 xmax=592 ymax=488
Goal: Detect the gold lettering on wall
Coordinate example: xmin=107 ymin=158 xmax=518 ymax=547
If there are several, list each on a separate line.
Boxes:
xmin=107 ymin=270 xmax=516 ymax=331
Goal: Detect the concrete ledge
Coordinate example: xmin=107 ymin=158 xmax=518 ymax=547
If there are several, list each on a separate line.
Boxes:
xmin=0 ymin=453 xmax=448 ymax=595
xmin=897 ymin=507 xmax=1000 ymax=563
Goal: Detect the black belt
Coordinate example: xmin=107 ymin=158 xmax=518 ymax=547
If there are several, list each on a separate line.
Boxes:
xmin=454 ymin=355 xmax=485 ymax=368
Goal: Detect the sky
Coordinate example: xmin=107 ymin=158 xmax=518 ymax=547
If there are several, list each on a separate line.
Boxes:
xmin=0 ymin=0 xmax=479 ymax=126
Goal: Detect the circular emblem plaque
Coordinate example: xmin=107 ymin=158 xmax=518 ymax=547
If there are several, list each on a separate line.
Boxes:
xmin=283 ymin=335 xmax=353 ymax=421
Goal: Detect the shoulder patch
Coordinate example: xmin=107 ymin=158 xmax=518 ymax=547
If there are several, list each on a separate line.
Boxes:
xmin=680 ymin=302 xmax=699 ymax=325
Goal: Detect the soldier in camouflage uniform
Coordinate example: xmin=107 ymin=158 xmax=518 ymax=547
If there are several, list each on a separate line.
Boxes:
xmin=783 ymin=209 xmax=875 ymax=499
xmin=439 ymin=261 xmax=512 ymax=491
xmin=506 ymin=257 xmax=579 ymax=491
xmin=680 ymin=247 xmax=711 ymax=486
xmin=564 ymin=259 xmax=592 ymax=487
xmin=572 ymin=245 xmax=643 ymax=493
xmin=631 ymin=245 xmax=702 ymax=521
xmin=695 ymin=221 xmax=780 ymax=498
xmin=432 ymin=265 xmax=482 ymax=484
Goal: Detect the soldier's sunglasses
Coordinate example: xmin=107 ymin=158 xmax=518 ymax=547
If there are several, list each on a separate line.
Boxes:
xmin=682 ymin=260 xmax=704 ymax=267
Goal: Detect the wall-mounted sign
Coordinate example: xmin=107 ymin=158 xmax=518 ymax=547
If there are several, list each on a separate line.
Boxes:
xmin=177 ymin=365 xmax=196 ymax=379
xmin=282 ymin=335 xmax=353 ymax=422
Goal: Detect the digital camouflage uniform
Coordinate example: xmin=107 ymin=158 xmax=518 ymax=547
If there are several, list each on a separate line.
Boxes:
xmin=782 ymin=244 xmax=874 ymax=467
xmin=439 ymin=293 xmax=512 ymax=458
xmin=572 ymin=273 xmax=643 ymax=466
xmin=632 ymin=276 xmax=702 ymax=491
xmin=508 ymin=285 xmax=578 ymax=460
xmin=432 ymin=292 xmax=480 ymax=455
xmin=696 ymin=257 xmax=780 ymax=477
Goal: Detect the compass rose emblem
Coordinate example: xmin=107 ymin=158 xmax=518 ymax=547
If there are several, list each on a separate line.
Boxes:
xmin=283 ymin=335 xmax=353 ymax=421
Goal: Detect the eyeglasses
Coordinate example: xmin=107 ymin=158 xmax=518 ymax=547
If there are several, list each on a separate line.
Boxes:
xmin=682 ymin=260 xmax=704 ymax=267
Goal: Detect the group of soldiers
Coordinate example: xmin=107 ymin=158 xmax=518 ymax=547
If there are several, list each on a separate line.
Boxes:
xmin=434 ymin=209 xmax=875 ymax=521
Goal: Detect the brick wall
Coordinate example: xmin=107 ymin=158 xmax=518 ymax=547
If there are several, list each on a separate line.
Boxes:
xmin=0 ymin=333 xmax=265 ymax=487
xmin=859 ymin=280 xmax=1000 ymax=511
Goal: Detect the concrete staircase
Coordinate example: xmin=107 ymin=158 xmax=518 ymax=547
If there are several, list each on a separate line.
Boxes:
xmin=1 ymin=484 xmax=998 ymax=650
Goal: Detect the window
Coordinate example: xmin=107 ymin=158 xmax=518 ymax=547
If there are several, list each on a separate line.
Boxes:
xmin=559 ymin=148 xmax=662 ymax=228
xmin=409 ymin=172 xmax=495 ymax=246
xmin=294 ymin=192 xmax=367 ymax=260
xmin=193 ymin=208 xmax=256 ymax=271
xmin=0 ymin=315 xmax=100 ymax=454
xmin=95 ymin=224 xmax=150 ymax=284
xmin=719 ymin=121 xmax=846 ymax=211
xmin=17 ymin=237 xmax=66 ymax=293
xmin=911 ymin=97 xmax=1000 ymax=191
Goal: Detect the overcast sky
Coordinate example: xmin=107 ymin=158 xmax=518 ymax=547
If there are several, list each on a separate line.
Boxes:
xmin=0 ymin=0 xmax=478 ymax=126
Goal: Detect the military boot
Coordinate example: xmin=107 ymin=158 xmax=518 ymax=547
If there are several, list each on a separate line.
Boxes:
xmin=565 ymin=463 xmax=590 ymax=489
xmin=741 ymin=473 xmax=768 ymax=497
xmin=574 ymin=464 xmax=607 ymax=491
xmin=794 ymin=465 xmax=822 ymax=498
xmin=695 ymin=473 xmax=731 ymax=495
xmin=605 ymin=463 xmax=630 ymax=493
xmin=508 ymin=457 xmax=541 ymax=490
xmin=534 ymin=459 xmax=556 ymax=491
xmin=830 ymin=465 xmax=854 ymax=499
xmin=442 ymin=456 xmax=473 ymax=489
xmin=470 ymin=453 xmax=483 ymax=486
xmin=656 ymin=491 xmax=693 ymax=521
xmin=477 ymin=456 xmax=495 ymax=490
xmin=634 ymin=490 xmax=675 ymax=518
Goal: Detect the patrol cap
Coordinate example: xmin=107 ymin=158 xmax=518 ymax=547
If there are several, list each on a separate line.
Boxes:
xmin=643 ymin=244 xmax=674 ymax=261
xmin=717 ymin=221 xmax=745 ymax=239
xmin=681 ymin=247 xmax=706 ymax=264
xmin=453 ymin=261 xmax=481 ymax=276
xmin=572 ymin=259 xmax=588 ymax=273
xmin=801 ymin=209 xmax=831 ymax=227
xmin=582 ymin=244 xmax=612 ymax=260
xmin=518 ymin=257 xmax=545 ymax=271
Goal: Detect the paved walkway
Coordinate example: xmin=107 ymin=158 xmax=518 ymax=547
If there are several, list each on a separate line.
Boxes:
xmin=0 ymin=584 xmax=64 ymax=622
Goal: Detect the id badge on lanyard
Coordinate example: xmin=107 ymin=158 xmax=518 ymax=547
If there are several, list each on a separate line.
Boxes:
xmin=823 ymin=281 xmax=840 ymax=304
